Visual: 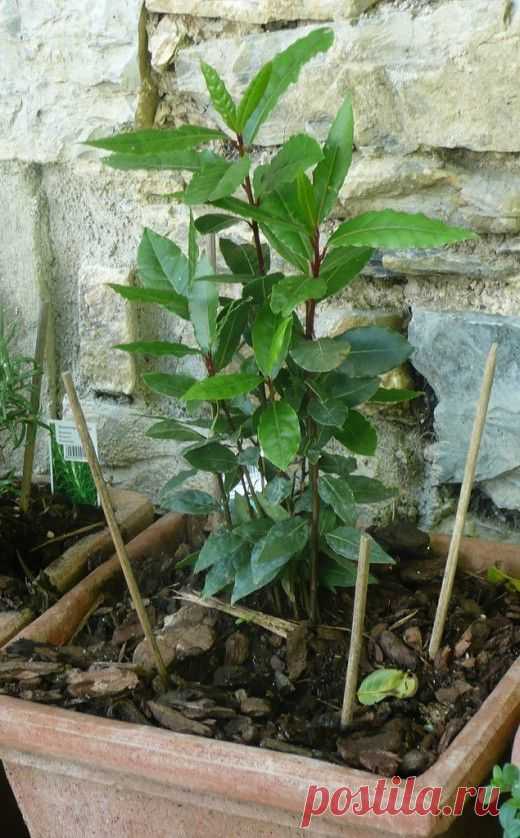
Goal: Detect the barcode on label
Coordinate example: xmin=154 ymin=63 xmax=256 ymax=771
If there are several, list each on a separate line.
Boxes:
xmin=63 ymin=444 xmax=86 ymax=462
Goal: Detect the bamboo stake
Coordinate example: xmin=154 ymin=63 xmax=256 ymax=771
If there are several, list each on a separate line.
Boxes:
xmin=62 ymin=371 xmax=170 ymax=687
xmin=20 ymin=301 xmax=49 ymax=513
xmin=340 ymin=534 xmax=371 ymax=729
xmin=428 ymin=343 xmax=498 ymax=660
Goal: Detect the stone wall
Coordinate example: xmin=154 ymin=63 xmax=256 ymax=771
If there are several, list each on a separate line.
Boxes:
xmin=1 ymin=0 xmax=520 ymax=534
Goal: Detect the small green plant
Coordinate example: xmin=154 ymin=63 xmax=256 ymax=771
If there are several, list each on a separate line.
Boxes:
xmin=489 ymin=763 xmax=520 ymax=837
xmin=92 ymin=28 xmax=476 ymax=620
xmin=0 ymin=309 xmax=36 ymax=494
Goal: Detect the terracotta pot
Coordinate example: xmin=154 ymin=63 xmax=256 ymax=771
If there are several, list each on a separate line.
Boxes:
xmin=0 ymin=488 xmax=153 ymax=647
xmin=0 ymin=534 xmax=518 ymax=838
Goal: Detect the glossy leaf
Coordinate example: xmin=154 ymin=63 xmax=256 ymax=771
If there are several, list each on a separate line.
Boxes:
xmin=109 ymin=284 xmax=189 ymax=320
xmin=270 ymin=275 xmax=326 ymax=317
xmin=255 ymin=134 xmax=323 ymax=198
xmin=160 ymin=470 xmax=197 ymax=493
xmin=318 ymin=476 xmax=356 ymax=525
xmin=347 ymin=476 xmax=397 ymax=504
xmin=160 ymin=488 xmax=219 ymax=515
xmin=213 ymin=300 xmax=249 ymax=370
xmin=244 ymin=273 xmax=283 ymax=305
xmin=202 ymin=556 xmax=236 ymax=597
xmin=200 ymin=62 xmax=237 ymax=131
xmin=251 ymin=517 xmax=309 ymax=588
xmin=114 ymin=340 xmax=200 ymax=358
xmin=243 ymin=27 xmax=334 ymax=143
xmin=137 ymin=228 xmax=190 ymax=295
xmin=146 ymin=420 xmax=205 ymax=442
xmin=264 ymin=476 xmax=292 ymax=504
xmin=313 ymin=94 xmax=354 ymax=222
xmin=256 ymin=494 xmax=290 ymax=521
xmin=258 ymin=400 xmax=300 ymax=470
xmin=211 ymin=195 xmax=306 ymax=232
xmin=194 ymin=529 xmax=244 ymax=573
xmin=326 ymin=526 xmax=394 ymax=564
xmin=143 ymin=372 xmax=196 ymax=398
xmin=261 ymin=223 xmax=309 ymax=273
xmin=290 ymin=337 xmax=350 ymax=373
xmin=311 ymin=372 xmax=379 ymax=407
xmin=308 ymin=398 xmax=348 ymax=428
xmin=184 ymin=441 xmax=238 ymax=473
xmin=252 ymin=305 xmax=292 ymax=378
xmin=188 ymin=277 xmax=218 ymax=353
xmin=183 ymin=372 xmax=262 ymax=401
xmin=318 ymin=452 xmax=357 ymax=477
xmin=234 ymin=518 xmax=272 ymax=543
xmin=320 ymin=246 xmax=373 ymax=298
xmin=296 ymin=172 xmax=318 ymax=232
xmin=334 ymin=409 xmax=377 ymax=456
xmin=104 ymin=150 xmax=207 ymax=172
xmin=237 ymin=446 xmax=260 ymax=467
xmin=220 ymin=237 xmax=269 ymax=276
xmin=236 ymin=62 xmax=273 ymax=132
xmin=329 ymin=209 xmax=478 ymax=249
xmin=184 ymin=157 xmax=250 ymax=205
xmin=194 ymin=214 xmax=239 ymax=235
xmin=88 ymin=125 xmax=226 ymax=154
xmin=320 ymin=559 xmax=359 ymax=591
xmin=338 ymin=327 xmax=412 ymax=378
xmin=369 ymin=387 xmax=423 ymax=404
xmin=357 ymin=669 xmax=419 ymax=706
xmin=231 ymin=552 xmax=259 ymax=603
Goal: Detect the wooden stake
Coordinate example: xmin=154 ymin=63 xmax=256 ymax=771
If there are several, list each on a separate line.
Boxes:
xmin=428 ymin=343 xmax=498 ymax=660
xmin=61 ymin=371 xmax=170 ymax=687
xmin=340 ymin=534 xmax=371 ymax=729
xmin=20 ymin=301 xmax=50 ymax=513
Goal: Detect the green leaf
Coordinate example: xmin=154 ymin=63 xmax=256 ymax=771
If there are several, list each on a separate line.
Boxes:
xmin=202 ymin=557 xmax=236 ymax=598
xmin=261 ymin=223 xmax=309 ymax=273
xmin=103 ymin=149 xmax=208 ymax=172
xmin=313 ymin=94 xmax=354 ymax=222
xmin=114 ymin=340 xmax=200 ymax=358
xmin=320 ymin=246 xmax=373 ymax=298
xmin=236 ymin=62 xmax=273 ymax=132
xmin=161 ymin=488 xmax=219 ymax=515
xmin=244 ymin=272 xmax=283 ymax=305
xmin=184 ymin=441 xmax=237 ymax=473
xmin=211 ymin=195 xmax=306 ymax=232
xmin=109 ymin=284 xmax=189 ymax=320
xmin=252 ymin=305 xmax=292 ymax=379
xmin=188 ymin=277 xmax=218 ymax=353
xmin=137 ymin=228 xmax=190 ymax=295
xmin=311 ymin=373 xmax=379 ymax=407
xmin=213 ymin=300 xmax=249 ymax=370
xmin=264 ymin=476 xmax=292 ymax=504
xmin=194 ymin=214 xmax=240 ymax=235
xmin=200 ymin=62 xmax=237 ymax=131
xmin=237 ymin=446 xmax=260 ymax=467
xmin=329 ymin=209 xmax=478 ymax=249
xmin=334 ymin=409 xmax=377 ymax=456
xmin=270 ymin=275 xmax=326 ymax=317
xmin=357 ymin=669 xmax=419 ymax=706
xmin=258 ymin=400 xmax=300 ymax=470
xmin=369 ymin=388 xmax=423 ymax=404
xmin=338 ymin=327 xmax=412 ymax=378
xmin=160 ymin=470 xmax=198 ymax=493
xmin=194 ymin=529 xmax=244 ymax=573
xmin=88 ymin=125 xmax=226 ymax=154
xmin=296 ymin=172 xmax=318 ymax=232
xmin=243 ymin=27 xmax=334 ymax=144
xmin=143 ymin=372 xmax=196 ymax=398
xmin=183 ymin=372 xmax=262 ymax=401
xmin=184 ymin=157 xmax=251 ymax=205
xmin=188 ymin=213 xmax=199 ymax=282
xmin=326 ymin=526 xmax=394 ymax=564
xmin=347 ymin=476 xmax=397 ymax=504
xmin=308 ymin=398 xmax=348 ymax=428
xmin=220 ymin=237 xmax=269 ymax=276
xmin=487 ymin=566 xmax=520 ymax=593
xmin=320 ymin=559 xmax=359 ymax=591
xmin=319 ymin=476 xmax=356 ymax=525
xmin=256 ymin=494 xmax=290 ymax=521
xmin=255 ymin=134 xmax=323 ymax=198
xmin=146 ymin=420 xmax=205 ymax=442
xmin=290 ymin=337 xmax=350 ymax=373
xmin=251 ymin=517 xmax=309 ymax=587
xmin=319 ymin=453 xmax=357 ymax=477
xmin=234 ymin=519 xmax=272 ymax=542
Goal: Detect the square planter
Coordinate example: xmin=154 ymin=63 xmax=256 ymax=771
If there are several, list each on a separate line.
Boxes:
xmin=0 ymin=488 xmax=154 ymax=648
xmin=0 ymin=534 xmax=518 ymax=838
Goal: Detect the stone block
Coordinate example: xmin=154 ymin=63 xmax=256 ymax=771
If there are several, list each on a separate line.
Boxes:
xmin=146 ymin=0 xmax=379 ymax=22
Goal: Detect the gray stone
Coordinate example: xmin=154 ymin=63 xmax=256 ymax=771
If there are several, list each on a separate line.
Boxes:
xmin=173 ymin=3 xmax=520 ymax=152
xmin=0 ymin=1 xmax=142 ymax=162
xmin=78 ymin=264 xmax=137 ymax=396
xmin=409 ymin=309 xmax=520 ymax=508
xmin=146 ymin=0 xmax=379 ymax=22
xmin=149 ymin=16 xmax=187 ymax=71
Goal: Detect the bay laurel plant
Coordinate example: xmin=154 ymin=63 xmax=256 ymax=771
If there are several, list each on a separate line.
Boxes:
xmin=91 ymin=28 xmax=476 ymax=621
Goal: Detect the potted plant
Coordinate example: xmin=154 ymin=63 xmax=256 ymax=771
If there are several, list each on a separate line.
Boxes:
xmin=1 ymin=28 xmax=518 ymax=838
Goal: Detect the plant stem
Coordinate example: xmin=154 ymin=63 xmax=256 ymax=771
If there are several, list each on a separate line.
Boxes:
xmin=309 ymin=459 xmax=320 ymax=624
xmin=236 ymin=133 xmax=266 ymax=276
xmin=216 ymin=473 xmax=232 ymax=527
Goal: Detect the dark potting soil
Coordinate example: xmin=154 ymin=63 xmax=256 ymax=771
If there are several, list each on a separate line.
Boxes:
xmin=0 ymin=521 xmax=519 ymax=777
xmin=0 ymin=484 xmax=103 ymax=613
